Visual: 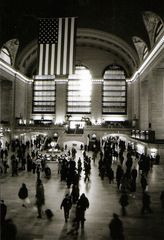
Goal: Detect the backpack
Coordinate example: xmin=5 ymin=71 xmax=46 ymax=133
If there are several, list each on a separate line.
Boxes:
xmin=18 ymin=187 xmax=28 ymax=199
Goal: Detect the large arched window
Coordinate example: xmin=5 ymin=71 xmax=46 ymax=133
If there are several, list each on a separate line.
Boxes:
xmin=33 ymin=76 xmax=56 ymax=113
xmin=0 ymin=47 xmax=12 ymax=65
xmin=102 ymin=65 xmax=127 ymax=114
xmin=67 ymin=65 xmax=92 ymax=113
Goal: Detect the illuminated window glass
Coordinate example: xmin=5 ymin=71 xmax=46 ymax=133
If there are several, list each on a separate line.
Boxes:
xmin=33 ymin=78 xmax=55 ymax=113
xmin=0 ymin=47 xmax=11 ymax=65
xmin=67 ymin=66 xmax=92 ymax=113
xmin=103 ymin=65 xmax=127 ymax=114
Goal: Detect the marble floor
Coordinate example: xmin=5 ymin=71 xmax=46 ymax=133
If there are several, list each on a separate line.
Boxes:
xmin=1 ymin=149 xmax=164 ymax=240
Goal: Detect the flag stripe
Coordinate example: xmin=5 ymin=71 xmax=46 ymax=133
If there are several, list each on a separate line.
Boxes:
xmin=63 ymin=18 xmax=68 ymax=75
xmin=48 ymin=45 xmax=52 ymax=74
xmin=56 ymin=18 xmax=62 ymax=75
xmin=45 ymin=44 xmax=49 ymax=75
xmin=67 ymin=19 xmax=72 ymax=74
xmin=69 ymin=18 xmax=75 ymax=75
xmin=51 ymin=44 xmax=55 ymax=75
xmin=39 ymin=44 xmax=43 ymax=75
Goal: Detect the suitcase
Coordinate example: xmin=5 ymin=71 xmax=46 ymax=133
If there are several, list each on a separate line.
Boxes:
xmin=45 ymin=167 xmax=51 ymax=178
xmin=45 ymin=209 xmax=54 ymax=219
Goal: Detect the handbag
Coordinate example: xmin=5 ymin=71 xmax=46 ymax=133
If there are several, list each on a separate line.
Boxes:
xmin=25 ymin=197 xmax=31 ymax=204
xmin=145 ymin=185 xmax=149 ymax=192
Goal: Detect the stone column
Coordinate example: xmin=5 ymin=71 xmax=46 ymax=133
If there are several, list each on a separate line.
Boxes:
xmin=11 ymin=75 xmax=16 ymax=129
xmin=149 ymin=69 xmax=164 ymax=139
xmin=127 ymin=81 xmax=132 ymax=122
xmin=91 ymin=79 xmax=102 ymax=123
xmin=131 ymin=74 xmax=140 ymax=128
xmin=26 ymin=82 xmax=33 ymax=122
xmin=140 ymin=79 xmax=149 ymax=130
xmin=55 ymin=78 xmax=67 ymax=124
xmin=14 ymin=76 xmax=26 ymax=119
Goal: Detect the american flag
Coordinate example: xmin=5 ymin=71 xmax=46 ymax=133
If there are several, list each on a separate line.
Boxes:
xmin=38 ymin=17 xmax=77 ymax=76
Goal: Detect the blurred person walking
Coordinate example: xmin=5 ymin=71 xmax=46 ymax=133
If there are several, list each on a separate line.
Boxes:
xmin=109 ymin=213 xmax=124 ymax=240
xmin=35 ymin=179 xmax=45 ymax=218
xmin=18 ymin=183 xmax=30 ymax=207
xmin=60 ymin=193 xmax=72 ymax=222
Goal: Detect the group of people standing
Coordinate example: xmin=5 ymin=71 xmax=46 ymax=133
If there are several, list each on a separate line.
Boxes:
xmin=17 ymin=179 xmax=45 ymax=218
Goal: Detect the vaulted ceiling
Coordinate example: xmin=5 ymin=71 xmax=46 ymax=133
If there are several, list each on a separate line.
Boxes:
xmin=0 ymin=0 xmax=164 ymax=78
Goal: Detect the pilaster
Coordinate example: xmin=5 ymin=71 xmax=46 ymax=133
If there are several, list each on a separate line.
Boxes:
xmin=149 ymin=69 xmax=164 ymax=139
xmin=91 ymin=79 xmax=102 ymax=123
xmin=55 ymin=78 xmax=67 ymax=124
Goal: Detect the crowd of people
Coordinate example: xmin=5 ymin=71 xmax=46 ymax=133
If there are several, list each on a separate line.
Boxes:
xmin=98 ymin=137 xmax=161 ymax=218
xmin=0 ymin=136 xmax=164 ymax=239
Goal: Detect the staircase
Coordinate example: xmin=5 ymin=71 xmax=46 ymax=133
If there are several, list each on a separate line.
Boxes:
xmin=57 ymin=132 xmax=87 ymax=149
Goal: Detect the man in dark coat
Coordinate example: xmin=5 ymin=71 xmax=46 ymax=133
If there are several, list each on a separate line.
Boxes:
xmin=140 ymin=174 xmax=148 ymax=192
xmin=160 ymin=190 xmax=164 ymax=208
xmin=0 ymin=200 xmax=7 ymax=224
xmin=109 ymin=213 xmax=124 ymax=240
xmin=75 ymin=193 xmax=89 ymax=228
xmin=71 ymin=184 xmax=79 ymax=204
xmin=36 ymin=179 xmax=45 ymax=218
xmin=1 ymin=218 xmax=17 ymax=240
xmin=131 ymin=167 xmax=137 ymax=182
xmin=18 ymin=183 xmax=28 ymax=207
xmin=141 ymin=191 xmax=153 ymax=214
xmin=60 ymin=193 xmax=72 ymax=222
xmin=119 ymin=192 xmax=129 ymax=216
xmin=116 ymin=165 xmax=124 ymax=189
